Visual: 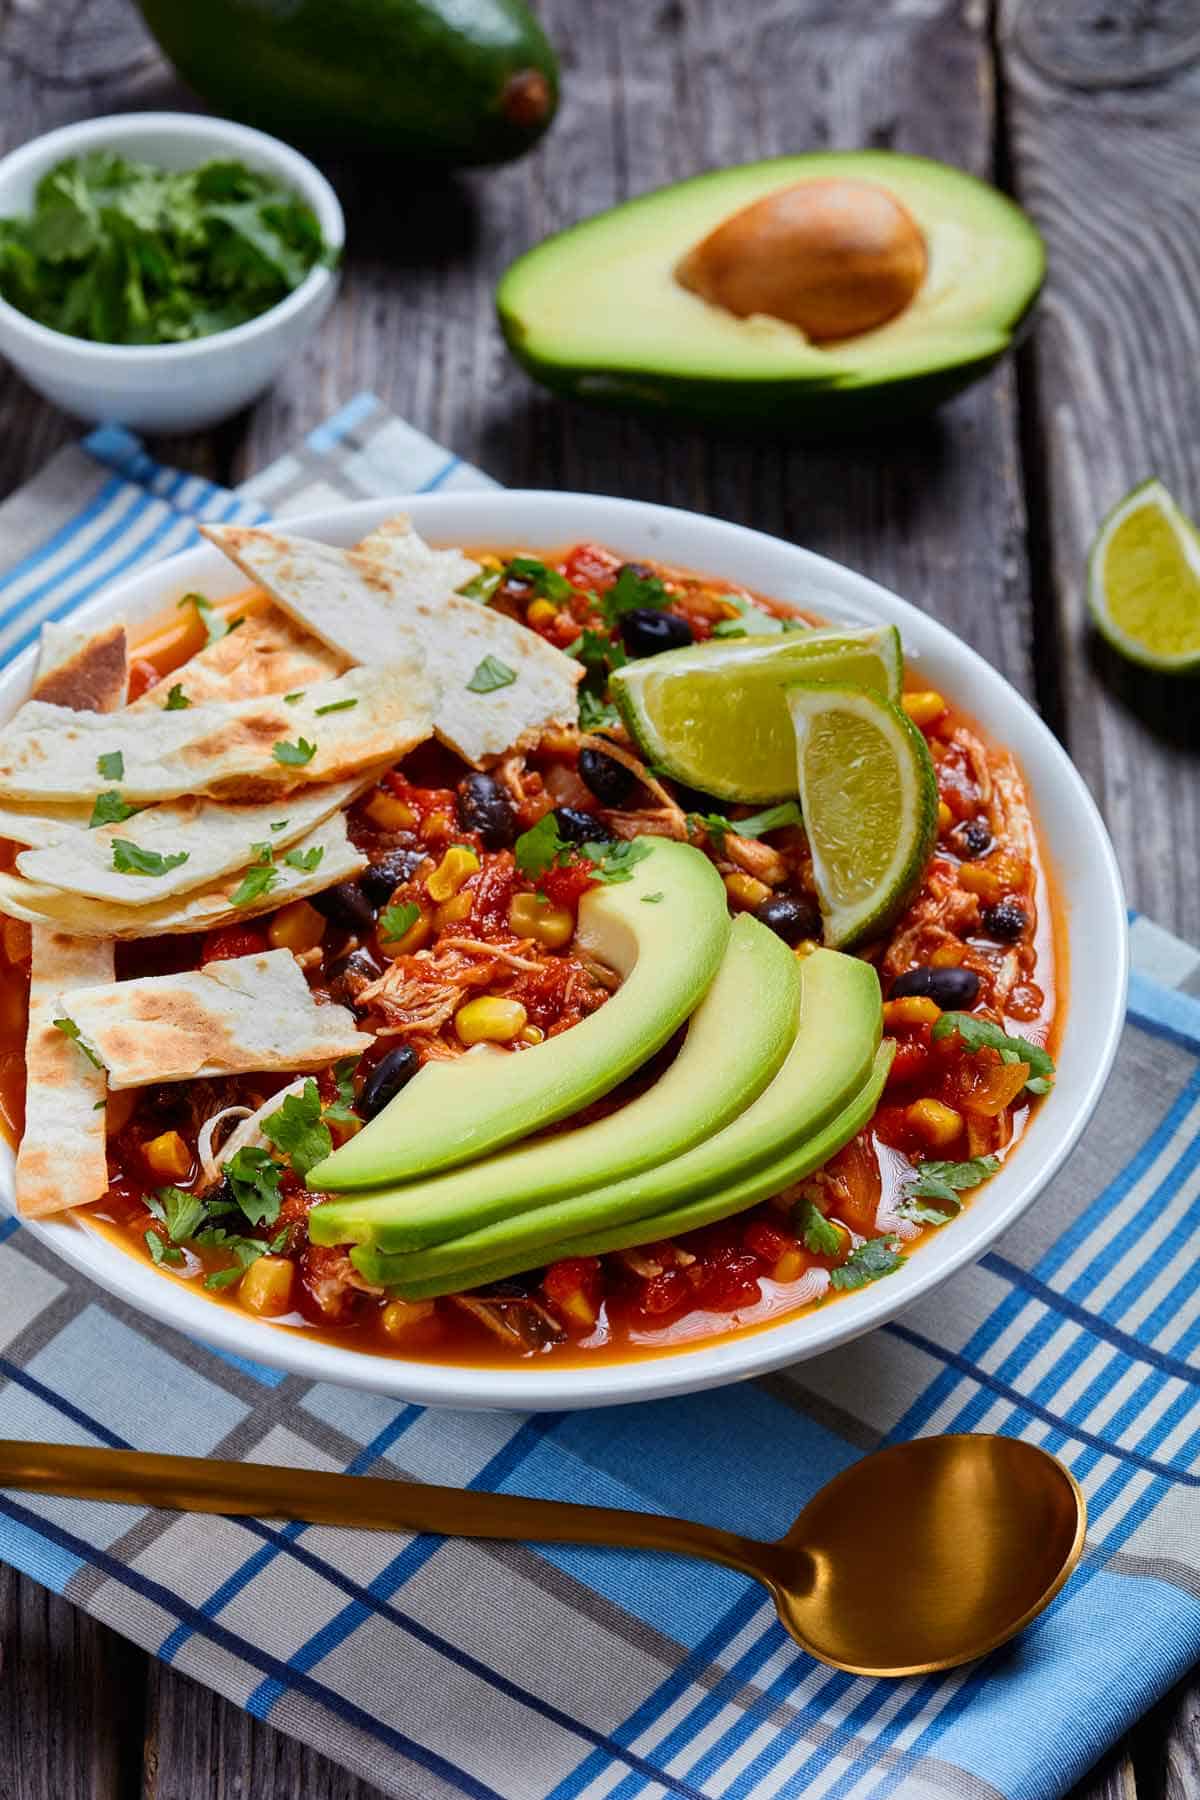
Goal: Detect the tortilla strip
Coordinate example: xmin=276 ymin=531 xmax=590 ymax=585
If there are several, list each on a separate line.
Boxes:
xmin=0 ymin=812 xmax=365 ymax=939
xmin=32 ymin=619 xmax=128 ymax=713
xmin=61 ymin=949 xmax=371 ymax=1088
xmin=16 ymin=928 xmax=114 ymax=1217
xmin=128 ymin=607 xmax=345 ymax=711
xmin=206 ymin=524 xmax=581 ymax=767
xmin=0 ymin=662 xmax=433 ymax=804
xmin=0 ymin=799 xmax=92 ymax=847
xmin=17 ymin=774 xmax=364 ymax=905
xmin=354 ymin=513 xmax=479 ymax=590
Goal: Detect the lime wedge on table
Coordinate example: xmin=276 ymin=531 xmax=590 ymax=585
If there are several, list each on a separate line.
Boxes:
xmin=1088 ymin=478 xmax=1200 ymax=672
xmin=611 ymin=625 xmax=902 ymax=802
xmin=787 ymin=682 xmax=938 ymax=948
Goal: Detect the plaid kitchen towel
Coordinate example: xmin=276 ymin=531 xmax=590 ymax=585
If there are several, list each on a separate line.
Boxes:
xmin=0 ymin=394 xmax=1197 ymax=1800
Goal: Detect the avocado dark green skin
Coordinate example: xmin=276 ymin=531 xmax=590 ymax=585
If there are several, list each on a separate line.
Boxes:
xmin=135 ymin=0 xmax=559 ymax=167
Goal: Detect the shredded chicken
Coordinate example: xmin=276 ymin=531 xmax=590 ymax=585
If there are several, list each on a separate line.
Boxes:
xmin=880 ymin=860 xmax=981 ymax=984
xmin=438 ymin=937 xmax=543 ymax=973
xmin=449 ymin=1289 xmax=564 ymax=1350
xmin=605 ymin=808 xmax=690 ymax=843
xmin=722 ymin=830 xmax=788 ymax=885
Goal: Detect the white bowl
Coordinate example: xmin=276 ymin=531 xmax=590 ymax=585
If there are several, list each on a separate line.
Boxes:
xmin=1 ymin=492 xmax=1128 ymax=1409
xmin=0 ymin=112 xmax=343 ymax=432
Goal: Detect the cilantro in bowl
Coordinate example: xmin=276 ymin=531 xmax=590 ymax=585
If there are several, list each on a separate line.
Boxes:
xmin=0 ymin=152 xmax=337 ymax=346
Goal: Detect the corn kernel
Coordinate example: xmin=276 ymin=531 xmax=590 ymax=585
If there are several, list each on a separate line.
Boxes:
xmin=724 ymin=871 xmax=770 ymax=911
xmin=427 ymin=844 xmax=481 ymax=902
xmin=794 ymin=938 xmax=820 ymax=958
xmin=957 ymin=864 xmax=1004 ymax=904
xmin=268 ymin=899 xmax=326 ymax=954
xmin=363 ymin=790 xmax=417 ymax=831
xmin=380 ymin=1297 xmax=437 ymax=1339
xmin=239 ymin=1255 xmax=294 ymax=1317
xmin=906 ymin=1098 xmax=965 ymax=1150
xmin=882 ymin=996 xmax=941 ymax=1030
xmin=433 ymin=890 xmax=474 ymax=930
xmin=508 ymin=892 xmax=575 ymax=949
xmin=141 ymin=1129 xmax=192 ymax=1182
xmin=773 ymin=1248 xmax=807 ymax=1283
xmin=519 ymin=1024 xmax=545 ymax=1045
xmin=454 ymin=996 xmax=528 ymax=1045
xmin=930 ymin=943 xmax=965 ymax=967
xmin=903 ymin=690 xmax=949 ymax=729
xmin=420 ymin=808 xmax=454 ymax=842
xmin=937 ymin=801 xmax=953 ymax=834
xmin=2 ymin=918 xmax=31 ymax=967
xmin=527 ymin=598 xmax=558 ymax=628
xmin=379 ymin=907 xmax=433 ymax=958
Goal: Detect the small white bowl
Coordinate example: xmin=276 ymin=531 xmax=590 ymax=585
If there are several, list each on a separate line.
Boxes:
xmin=0 ymin=112 xmax=343 ymax=433
xmin=0 ymin=491 xmax=1129 ymax=1412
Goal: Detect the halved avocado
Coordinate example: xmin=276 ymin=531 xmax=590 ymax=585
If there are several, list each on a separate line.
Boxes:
xmin=497 ymin=151 xmax=1045 ymax=428
xmin=355 ymin=1043 xmax=894 ymax=1298
xmin=308 ymin=839 xmax=729 ymax=1190
xmin=343 ymin=946 xmax=881 ymax=1279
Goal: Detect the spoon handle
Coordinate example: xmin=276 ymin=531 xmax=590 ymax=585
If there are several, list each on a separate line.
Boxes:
xmin=0 ymin=1440 xmax=764 ymax=1577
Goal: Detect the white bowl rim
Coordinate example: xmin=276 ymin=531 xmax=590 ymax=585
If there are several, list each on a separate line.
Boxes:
xmin=4 ymin=489 xmax=1128 ymax=1411
xmin=0 ymin=111 xmax=344 ymax=364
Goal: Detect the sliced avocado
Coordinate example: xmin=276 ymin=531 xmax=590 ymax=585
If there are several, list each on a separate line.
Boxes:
xmin=310 ymin=914 xmax=798 ymax=1250
xmin=309 ymin=839 xmax=729 ymax=1190
xmin=355 ymin=1042 xmax=895 ymax=1298
xmin=338 ymin=946 xmax=880 ymax=1274
xmin=135 ymin=0 xmax=558 ymax=168
xmin=497 ymin=151 xmax=1045 ymax=427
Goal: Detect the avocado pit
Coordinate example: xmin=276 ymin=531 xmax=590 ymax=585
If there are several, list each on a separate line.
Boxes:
xmin=675 ymin=178 xmax=928 ymax=343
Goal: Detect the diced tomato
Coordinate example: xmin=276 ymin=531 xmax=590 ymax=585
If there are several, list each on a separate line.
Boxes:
xmin=743 ymin=1220 xmax=794 ymax=1266
xmin=541 ymin=860 xmax=597 ymax=909
xmin=692 ymin=1245 xmax=762 ymax=1311
xmin=872 ymin=1106 xmax=921 ymax=1154
xmin=382 ymin=770 xmax=458 ymax=825
xmin=886 ymin=1037 xmax=934 ymax=1086
xmin=542 ymin=1257 xmax=602 ymax=1333
xmin=562 ymin=543 xmax=621 ymax=590
xmin=126 ymin=657 xmax=161 ymax=702
xmin=638 ymin=1268 xmax=690 ymax=1317
xmin=201 ymin=924 xmax=269 ymax=964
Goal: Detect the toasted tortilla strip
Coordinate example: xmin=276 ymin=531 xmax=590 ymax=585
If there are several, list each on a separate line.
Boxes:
xmin=62 ymin=948 xmax=370 ymax=1088
xmin=354 ymin=513 xmax=479 ymax=590
xmin=16 ymin=928 xmax=114 ymax=1217
xmin=128 ymin=607 xmax=345 ymax=712
xmin=206 ymin=524 xmax=581 ymax=767
xmin=17 ymin=775 xmax=364 ymax=905
xmin=0 ymin=813 xmax=365 ymax=939
xmin=0 ymin=799 xmax=92 ymax=847
xmin=0 ymin=662 xmax=432 ymax=804
xmin=33 ymin=619 xmax=128 ymax=713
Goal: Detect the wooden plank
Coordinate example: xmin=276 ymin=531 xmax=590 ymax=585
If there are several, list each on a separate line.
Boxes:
xmin=998 ymin=0 xmax=1200 ymax=940
xmin=1135 ymin=1669 xmax=1200 ymax=1800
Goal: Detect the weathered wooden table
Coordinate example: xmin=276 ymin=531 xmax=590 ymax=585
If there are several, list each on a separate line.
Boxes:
xmin=0 ymin=1 xmax=1197 ymax=1794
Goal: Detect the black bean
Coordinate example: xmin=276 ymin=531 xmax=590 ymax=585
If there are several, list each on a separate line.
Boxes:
xmin=553 ymin=805 xmax=612 ymax=846
xmin=578 ymin=745 xmax=634 ymax=807
xmin=309 ymin=880 xmax=376 ymax=935
xmin=981 ymin=900 xmax=1029 ymax=942
xmin=359 ymin=848 xmax=425 ymax=906
xmin=359 ymin=1046 xmax=420 ymax=1120
xmin=458 ymin=772 xmax=517 ymax=849
xmin=954 ymin=818 xmax=992 ymax=858
xmin=327 ymin=947 xmax=381 ymax=1009
xmin=618 ymin=609 xmax=694 ymax=657
xmin=754 ymin=892 xmax=822 ymax=945
xmin=891 ymin=965 xmax=982 ymax=1009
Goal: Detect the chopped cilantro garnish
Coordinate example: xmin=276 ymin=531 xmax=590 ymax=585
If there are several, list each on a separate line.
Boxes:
xmin=457 ymin=566 xmax=503 ymax=603
xmin=598 ymin=565 xmax=668 ymax=628
xmin=261 ymin=1078 xmax=331 ymax=1177
xmin=283 ymin=845 xmax=324 ymax=873
xmin=223 ymin=1145 xmax=282 ymax=1227
xmin=514 ymin=812 xmax=571 ymax=881
xmin=283 ymin=691 xmax=304 ymax=704
xmin=111 ymin=839 xmax=189 ymax=877
xmin=52 ymin=1015 xmax=104 ymax=1069
xmin=269 ymin=819 xmax=289 ymax=832
xmin=379 ymin=900 xmax=421 ymax=942
xmin=582 ymin=839 xmax=651 ymax=884
xmin=567 ymin=626 xmax=626 ymax=732
xmin=179 ymin=592 xmax=241 ymax=645
xmin=272 ymin=737 xmax=317 ymax=767
xmin=711 ymin=619 xmax=748 ymax=639
xmin=315 ymin=697 xmax=358 ymax=716
xmin=641 ymin=891 xmax=665 ymax=904
xmin=146 ymin=1185 xmax=207 ymax=1244
xmin=164 ymin=683 xmax=191 ymax=711
xmin=796 ymin=1198 xmax=842 ymax=1256
xmin=466 ymin=654 xmax=517 ymax=694
xmin=686 ymin=811 xmax=733 ymax=851
xmin=506 ymin=555 xmax=573 ymax=601
xmin=829 ymin=1236 xmax=904 ymax=1291
xmin=733 ymin=801 xmax=803 ymax=838
xmin=931 ymin=1012 xmax=1055 ymax=1093
xmin=324 ymin=1056 xmax=361 ymax=1127
xmin=900 ymin=1155 xmax=999 ymax=1221
xmin=196 ymin=1226 xmax=272 ymax=1290
xmin=230 ymin=862 xmax=279 ymax=908
xmin=144 ymin=1229 xmax=183 ymax=1267
xmin=89 ymin=788 xmax=139 ymax=829
xmin=250 ymin=841 xmax=275 ymax=864
xmin=97 ymin=750 xmax=123 ymax=780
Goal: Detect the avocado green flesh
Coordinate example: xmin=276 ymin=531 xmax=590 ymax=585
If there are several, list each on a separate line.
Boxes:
xmin=343 ymin=947 xmax=881 ymax=1275
xmin=355 ymin=1043 xmax=894 ymax=1298
xmin=135 ymin=0 xmax=559 ymax=166
xmin=309 ymin=840 xmax=729 ymax=1190
xmin=309 ymin=914 xmax=799 ymax=1251
xmin=497 ymin=151 xmax=1044 ymax=423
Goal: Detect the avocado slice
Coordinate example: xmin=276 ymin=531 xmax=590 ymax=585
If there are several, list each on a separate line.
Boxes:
xmin=336 ymin=946 xmax=880 ymax=1276
xmin=354 ymin=1043 xmax=895 ymax=1298
xmin=309 ymin=839 xmax=730 ymax=1190
xmin=310 ymin=915 xmax=798 ymax=1251
xmin=497 ymin=151 xmax=1044 ymax=427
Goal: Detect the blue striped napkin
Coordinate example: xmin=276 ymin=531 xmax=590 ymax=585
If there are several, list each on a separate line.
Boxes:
xmin=0 ymin=395 xmax=1197 ymax=1800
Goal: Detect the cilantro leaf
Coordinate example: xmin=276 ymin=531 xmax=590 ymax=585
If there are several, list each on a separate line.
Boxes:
xmin=830 ymin=1237 xmax=904 ymax=1291
xmin=179 ymin=592 xmax=240 ymax=645
xmin=582 ymin=839 xmax=651 ymax=884
xmin=578 ymin=689 xmax=620 ymax=731
xmin=506 ymin=556 xmax=573 ymax=601
xmin=324 ymin=1056 xmax=361 ymax=1127
xmin=466 ymin=654 xmax=517 ymax=694
xmin=111 ymin=839 xmax=189 ymax=877
xmin=795 ymin=1198 xmax=843 ymax=1256
xmin=223 ymin=1145 xmax=282 ymax=1227
xmin=686 ymin=811 xmax=733 ymax=851
xmin=283 ymin=844 xmax=324 ymax=873
xmin=731 ymin=801 xmax=803 ymax=838
xmin=89 ymin=788 xmax=139 ymax=829
xmin=97 ymin=750 xmax=123 ymax=780
xmin=230 ymin=862 xmax=279 ymax=908
xmin=52 ymin=1016 xmax=104 ymax=1070
xmin=145 ymin=1229 xmax=183 ymax=1267
xmin=269 ymin=820 xmax=289 ymax=833
xmin=931 ymin=1012 xmax=1055 ymax=1091
xmin=901 ymin=1155 xmax=999 ymax=1214
xmin=597 ymin=565 xmax=668 ymax=628
xmin=641 ymin=891 xmax=665 ymax=904
xmin=272 ymin=737 xmax=317 ymax=766
xmin=711 ymin=620 xmax=748 ymax=639
xmin=457 ymin=567 xmax=502 ymax=603
xmin=283 ymin=691 xmax=304 ymax=704
xmin=379 ymin=900 xmax=421 ymax=942
xmin=314 ymin=697 xmax=358 ymax=716
xmin=150 ymin=1185 xmax=208 ymax=1243
xmin=568 ymin=627 xmax=626 ymax=730
xmin=164 ymin=683 xmax=191 ymax=711
xmin=514 ymin=813 xmax=572 ymax=881
xmin=261 ymin=1078 xmax=332 ymax=1177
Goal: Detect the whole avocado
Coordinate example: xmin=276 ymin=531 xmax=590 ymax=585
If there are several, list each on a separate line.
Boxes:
xmin=136 ymin=0 xmax=559 ymax=167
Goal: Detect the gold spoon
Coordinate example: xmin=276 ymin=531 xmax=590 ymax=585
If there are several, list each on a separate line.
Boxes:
xmin=0 ymin=1432 xmax=1084 ymax=1676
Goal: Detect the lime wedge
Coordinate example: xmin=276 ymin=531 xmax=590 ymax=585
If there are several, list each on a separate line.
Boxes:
xmin=786 ymin=681 xmax=938 ymax=948
xmin=1088 ymin=478 xmax=1200 ymax=672
xmin=611 ymin=625 xmax=902 ymax=802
